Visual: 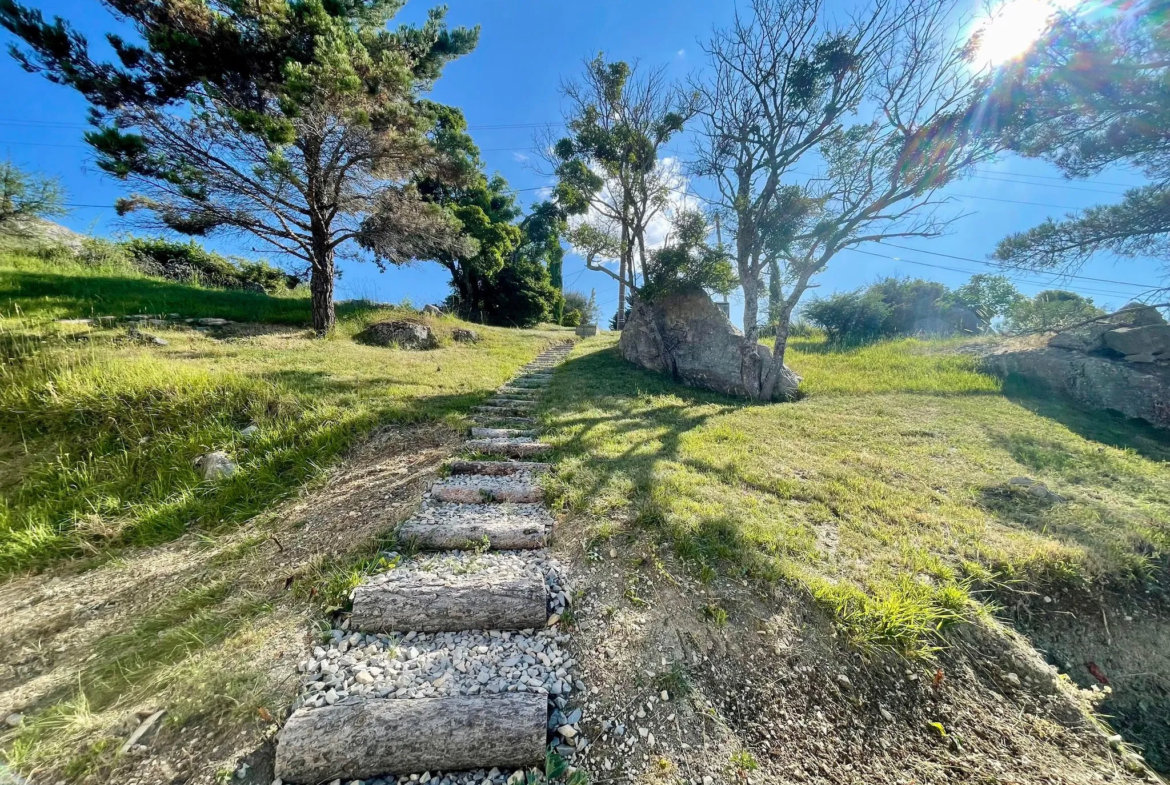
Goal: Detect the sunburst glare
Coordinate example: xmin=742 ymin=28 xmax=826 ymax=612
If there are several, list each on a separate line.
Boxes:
xmin=973 ymin=0 xmax=1078 ymax=66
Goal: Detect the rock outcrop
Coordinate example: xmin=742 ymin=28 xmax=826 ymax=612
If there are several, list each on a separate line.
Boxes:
xmin=358 ymin=320 xmax=437 ymax=350
xmin=619 ymin=291 xmax=800 ymax=401
xmin=981 ymin=346 xmax=1170 ymax=429
xmin=980 ymin=303 xmax=1170 ymax=429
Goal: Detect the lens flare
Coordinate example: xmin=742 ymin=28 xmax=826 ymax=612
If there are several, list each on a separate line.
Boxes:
xmin=973 ymin=0 xmax=1075 ymax=66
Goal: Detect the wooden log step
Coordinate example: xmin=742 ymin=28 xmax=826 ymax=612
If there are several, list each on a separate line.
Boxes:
xmin=471 ymin=427 xmax=537 ymax=438
xmin=466 ymin=439 xmax=551 ymax=458
xmin=488 ymin=398 xmax=536 ymax=407
xmin=447 ymin=460 xmax=551 ymax=475
xmin=497 ymin=386 xmax=540 ymax=396
xmin=472 ymin=409 xmax=535 ymax=421
xmin=429 ymin=475 xmax=542 ymax=504
xmin=275 ymin=694 xmax=547 ymax=782
xmin=397 ymin=503 xmax=551 ymax=550
xmin=469 ymin=415 xmax=537 ymax=427
xmin=350 ymin=554 xmax=547 ymax=632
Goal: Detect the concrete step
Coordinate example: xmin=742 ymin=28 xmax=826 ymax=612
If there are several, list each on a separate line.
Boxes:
xmin=447 ymin=460 xmax=551 ymax=475
xmin=398 ymin=502 xmax=551 ymax=550
xmin=466 ymin=438 xmax=551 ymax=458
xmin=350 ymin=552 xmax=548 ymax=633
xmin=429 ymin=474 xmax=542 ymax=504
xmin=276 ymin=694 xmax=547 ymax=782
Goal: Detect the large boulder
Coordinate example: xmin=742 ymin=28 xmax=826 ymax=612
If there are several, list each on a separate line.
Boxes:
xmin=358 ymin=320 xmax=438 ymax=350
xmin=1103 ymin=324 xmax=1170 ymax=358
xmin=619 ymin=291 xmax=800 ymax=401
xmin=1048 ymin=302 xmax=1167 ymax=352
xmin=981 ymin=346 xmax=1170 ymax=430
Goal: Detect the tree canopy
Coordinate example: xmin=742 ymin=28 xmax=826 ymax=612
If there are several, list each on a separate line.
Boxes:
xmin=991 ymin=0 xmax=1170 ymax=290
xmin=0 ymin=159 xmax=64 ymax=235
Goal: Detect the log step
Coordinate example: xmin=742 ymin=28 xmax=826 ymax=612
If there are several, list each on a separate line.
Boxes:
xmin=447 ymin=460 xmax=551 ymax=475
xmin=350 ymin=553 xmax=548 ymax=633
xmin=470 ymin=415 xmax=537 ymax=427
xmin=488 ymin=398 xmax=536 ymax=408
xmin=429 ymin=475 xmax=542 ymax=504
xmin=497 ymin=386 xmax=540 ymax=396
xmin=397 ymin=502 xmax=551 ymax=550
xmin=472 ymin=409 xmax=535 ymax=421
xmin=466 ymin=439 xmax=551 ymax=458
xmin=470 ymin=427 xmax=537 ymax=438
xmin=275 ymin=694 xmax=546 ymax=782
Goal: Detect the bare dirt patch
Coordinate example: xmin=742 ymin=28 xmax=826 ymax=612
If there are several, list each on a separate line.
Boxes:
xmin=0 ymin=422 xmax=461 ymax=785
xmin=554 ymin=514 xmax=1158 ymax=784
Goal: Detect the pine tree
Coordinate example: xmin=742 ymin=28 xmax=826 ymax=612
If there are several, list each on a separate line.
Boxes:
xmin=0 ymin=0 xmax=479 ymax=331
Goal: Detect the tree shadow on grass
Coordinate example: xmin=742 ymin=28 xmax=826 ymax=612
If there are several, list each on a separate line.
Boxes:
xmin=1000 ymin=376 xmax=1170 ymax=463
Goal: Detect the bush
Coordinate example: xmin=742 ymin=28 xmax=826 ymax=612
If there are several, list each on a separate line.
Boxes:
xmin=804 ymin=290 xmax=891 ymax=344
xmin=1005 ymin=290 xmax=1105 ymax=333
xmin=123 ymin=238 xmax=289 ymax=292
xmin=563 ymin=290 xmax=596 ymax=326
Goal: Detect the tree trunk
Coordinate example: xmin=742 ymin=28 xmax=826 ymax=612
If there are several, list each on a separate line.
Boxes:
xmin=760 ymin=303 xmax=794 ymax=401
xmin=742 ymin=270 xmax=760 ymax=344
xmin=616 ymin=221 xmax=628 ymax=329
xmin=310 ymin=250 xmax=336 ymax=334
xmin=768 ymin=258 xmax=782 ymax=325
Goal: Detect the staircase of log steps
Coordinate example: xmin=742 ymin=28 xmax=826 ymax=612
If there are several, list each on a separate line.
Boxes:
xmin=275 ymin=342 xmax=579 ymax=785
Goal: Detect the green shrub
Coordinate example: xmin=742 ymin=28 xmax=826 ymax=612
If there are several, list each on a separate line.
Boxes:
xmin=1005 ymin=289 xmax=1105 ymax=333
xmin=123 ymin=238 xmax=288 ymax=292
xmin=804 ymin=290 xmax=890 ymax=344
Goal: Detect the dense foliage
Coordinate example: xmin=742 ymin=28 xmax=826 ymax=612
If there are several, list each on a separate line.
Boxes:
xmin=124 ymin=238 xmax=291 ymax=292
xmin=0 ymin=159 xmax=63 ymax=234
xmin=1003 ymin=289 xmax=1105 ymax=333
xmin=804 ymin=275 xmax=1020 ymax=344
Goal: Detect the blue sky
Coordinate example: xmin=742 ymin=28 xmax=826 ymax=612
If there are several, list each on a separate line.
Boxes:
xmin=1 ymin=0 xmax=1161 ymax=326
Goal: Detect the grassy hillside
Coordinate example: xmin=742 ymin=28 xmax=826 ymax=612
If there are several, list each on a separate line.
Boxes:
xmin=0 ymin=248 xmax=566 ymax=574
xmin=542 ymin=335 xmax=1170 ymax=655
xmin=0 ymin=247 xmax=313 ymax=325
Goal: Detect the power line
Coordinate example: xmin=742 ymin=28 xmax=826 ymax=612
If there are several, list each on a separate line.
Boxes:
xmin=876 ymin=241 xmax=1153 ymax=289
xmin=847 ymin=248 xmax=1145 ymax=300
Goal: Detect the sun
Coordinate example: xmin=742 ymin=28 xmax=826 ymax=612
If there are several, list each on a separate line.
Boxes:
xmin=973 ymin=0 xmax=1074 ymax=66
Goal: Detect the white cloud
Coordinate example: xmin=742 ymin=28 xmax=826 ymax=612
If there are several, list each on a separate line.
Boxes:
xmin=512 ymin=151 xmax=529 ymax=163
xmin=677 ymin=49 xmax=686 ymax=58
xmin=567 ymin=156 xmax=697 ymax=268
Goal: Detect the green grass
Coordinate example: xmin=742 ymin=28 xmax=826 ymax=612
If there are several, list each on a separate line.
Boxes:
xmin=0 ymin=250 xmax=568 ymax=574
xmin=542 ymin=335 xmax=1170 ymax=656
xmin=0 ymin=248 xmax=312 ymax=325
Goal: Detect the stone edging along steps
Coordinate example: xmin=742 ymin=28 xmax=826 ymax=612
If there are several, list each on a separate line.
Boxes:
xmin=275 ymin=342 xmax=580 ymax=785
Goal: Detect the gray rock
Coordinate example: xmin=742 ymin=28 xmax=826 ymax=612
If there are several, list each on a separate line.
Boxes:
xmin=423 ymin=304 xmax=444 ymax=316
xmin=1103 ymin=325 xmax=1170 ymax=357
xmin=240 ymin=424 xmax=260 ymax=437
xmin=619 ymin=291 xmax=801 ymax=401
xmin=194 ymin=451 xmax=238 ymax=481
xmin=359 ymin=321 xmax=438 ymax=350
xmin=1118 ymin=302 xmax=1167 ymax=326
xmin=452 ymin=328 xmax=479 ymax=343
xmin=981 ymin=347 xmax=1170 ymax=430
xmin=4 ymin=713 xmax=22 ymax=728
xmin=196 ymin=317 xmax=232 ymax=327
xmin=1125 ymin=354 xmax=1159 ymax=364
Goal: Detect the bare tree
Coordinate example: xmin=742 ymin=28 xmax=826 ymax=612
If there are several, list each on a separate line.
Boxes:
xmin=546 ymin=55 xmax=699 ymax=327
xmin=694 ymin=0 xmax=1001 ymax=398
